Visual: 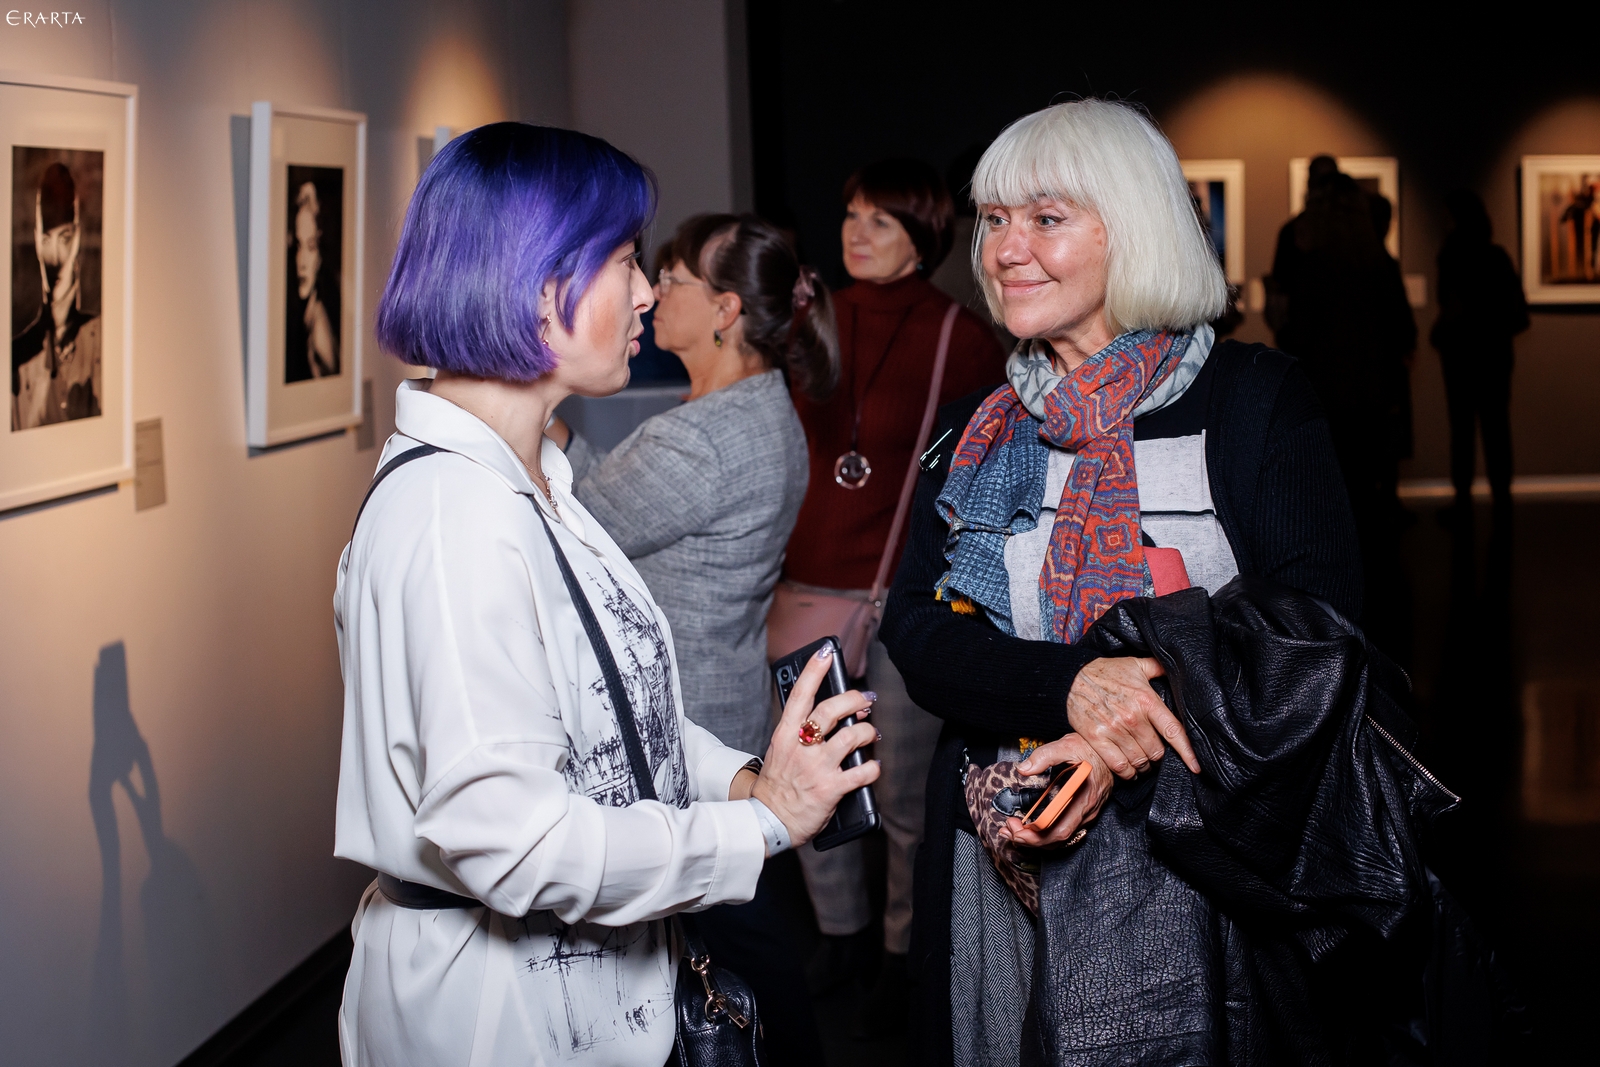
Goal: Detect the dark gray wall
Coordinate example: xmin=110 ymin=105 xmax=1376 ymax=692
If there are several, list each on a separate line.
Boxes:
xmin=749 ymin=3 xmax=1600 ymax=479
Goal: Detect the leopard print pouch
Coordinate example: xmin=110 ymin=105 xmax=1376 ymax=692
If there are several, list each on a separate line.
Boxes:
xmin=962 ymin=761 xmax=1050 ymax=919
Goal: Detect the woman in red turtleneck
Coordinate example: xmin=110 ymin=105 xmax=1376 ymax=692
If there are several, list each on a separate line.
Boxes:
xmin=783 ymin=158 xmax=1006 ymax=1033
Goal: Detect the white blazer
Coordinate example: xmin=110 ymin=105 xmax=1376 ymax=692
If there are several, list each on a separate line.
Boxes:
xmin=334 ymin=381 xmax=765 ymax=1067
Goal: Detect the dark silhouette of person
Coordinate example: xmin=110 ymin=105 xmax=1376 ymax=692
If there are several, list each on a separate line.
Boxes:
xmin=1267 ymin=157 xmax=1417 ymax=661
xmin=1368 ymin=191 xmax=1415 ymax=517
xmin=1431 ymin=189 xmax=1528 ymax=515
xmin=1267 ymin=156 xmax=1416 ymax=538
xmin=928 ymin=142 xmax=990 ymax=317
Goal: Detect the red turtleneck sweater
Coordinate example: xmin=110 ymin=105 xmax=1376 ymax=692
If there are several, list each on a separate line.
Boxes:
xmin=786 ymin=274 xmax=1008 ymax=589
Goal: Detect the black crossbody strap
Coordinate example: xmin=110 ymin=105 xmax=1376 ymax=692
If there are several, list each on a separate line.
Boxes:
xmin=351 ymin=444 xmax=444 ymax=536
xmin=354 ymin=443 xmax=657 ymax=804
xmin=530 ymin=502 xmax=720 ymax=966
xmin=530 ymin=500 xmax=659 ymax=804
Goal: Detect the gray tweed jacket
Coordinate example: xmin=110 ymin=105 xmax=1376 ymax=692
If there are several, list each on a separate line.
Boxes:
xmin=566 ymin=370 xmax=808 ymax=755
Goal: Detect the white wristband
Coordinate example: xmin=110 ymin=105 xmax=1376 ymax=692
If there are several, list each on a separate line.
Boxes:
xmin=747 ymin=797 xmax=791 ymax=857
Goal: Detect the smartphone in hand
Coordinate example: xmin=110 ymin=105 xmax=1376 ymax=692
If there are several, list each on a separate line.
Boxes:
xmin=771 ymin=636 xmax=881 ymax=851
xmin=1020 ymin=762 xmax=1091 ymax=833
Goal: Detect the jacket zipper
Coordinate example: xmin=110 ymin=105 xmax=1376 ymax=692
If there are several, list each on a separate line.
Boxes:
xmin=1363 ymin=713 xmax=1461 ymax=804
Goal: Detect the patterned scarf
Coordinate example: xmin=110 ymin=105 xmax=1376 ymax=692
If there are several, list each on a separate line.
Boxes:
xmin=937 ymin=329 xmax=1187 ymax=643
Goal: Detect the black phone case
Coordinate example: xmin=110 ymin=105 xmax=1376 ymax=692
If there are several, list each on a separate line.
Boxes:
xmin=770 ymin=635 xmax=881 ymax=851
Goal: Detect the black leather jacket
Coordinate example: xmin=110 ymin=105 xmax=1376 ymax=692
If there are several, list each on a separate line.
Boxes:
xmin=1021 ymin=577 xmax=1510 ymax=1067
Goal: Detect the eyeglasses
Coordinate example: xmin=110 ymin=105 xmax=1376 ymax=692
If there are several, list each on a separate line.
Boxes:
xmin=657 ymin=268 xmax=708 ymax=295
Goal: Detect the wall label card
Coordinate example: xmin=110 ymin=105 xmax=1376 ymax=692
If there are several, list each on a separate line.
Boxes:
xmin=134 ymin=416 xmax=165 ymax=510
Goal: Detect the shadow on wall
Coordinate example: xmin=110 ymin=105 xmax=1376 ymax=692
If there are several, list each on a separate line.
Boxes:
xmin=86 ymin=642 xmax=218 ymax=1064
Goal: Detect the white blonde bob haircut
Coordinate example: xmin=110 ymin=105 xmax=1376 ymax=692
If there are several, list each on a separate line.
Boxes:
xmin=971 ymin=98 xmax=1227 ymax=335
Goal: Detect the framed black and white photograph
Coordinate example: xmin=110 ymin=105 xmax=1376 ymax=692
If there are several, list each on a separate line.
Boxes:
xmin=1 ymin=71 xmax=135 ymax=512
xmin=1520 ymin=155 xmax=1600 ymax=304
xmin=247 ymin=101 xmax=365 ymax=448
xmin=1289 ymin=156 xmax=1400 ymax=258
xmin=1180 ymin=159 xmax=1245 ymax=284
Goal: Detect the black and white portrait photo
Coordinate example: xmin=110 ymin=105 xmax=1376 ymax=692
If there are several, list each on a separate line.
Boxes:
xmin=246 ymin=103 xmax=365 ymax=447
xmin=284 ymin=164 xmax=342 ymax=383
xmin=11 ymin=146 xmax=104 ymax=431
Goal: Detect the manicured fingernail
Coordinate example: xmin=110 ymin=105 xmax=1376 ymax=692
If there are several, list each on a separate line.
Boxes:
xmin=856 ymin=705 xmax=871 ymax=718
xmin=814 ymin=646 xmax=833 ymax=660
xmin=875 ymin=729 xmax=882 ymax=741
xmin=861 ymin=691 xmax=877 ymax=702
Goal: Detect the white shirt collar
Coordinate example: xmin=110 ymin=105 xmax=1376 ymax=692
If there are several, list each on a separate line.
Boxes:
xmin=394 ymin=378 xmax=560 ymax=497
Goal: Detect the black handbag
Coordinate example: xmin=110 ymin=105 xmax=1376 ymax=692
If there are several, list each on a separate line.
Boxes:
xmin=531 ymin=500 xmax=766 ymax=1067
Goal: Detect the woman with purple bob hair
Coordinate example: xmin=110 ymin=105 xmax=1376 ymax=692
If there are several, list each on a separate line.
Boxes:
xmin=332 ymin=122 xmax=878 ymax=1067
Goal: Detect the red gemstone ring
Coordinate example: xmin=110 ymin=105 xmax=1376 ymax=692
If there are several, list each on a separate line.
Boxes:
xmin=798 ymin=719 xmax=824 ymax=746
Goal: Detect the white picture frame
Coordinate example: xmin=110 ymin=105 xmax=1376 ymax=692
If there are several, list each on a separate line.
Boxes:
xmin=1519 ymin=155 xmax=1600 ymax=305
xmin=247 ymin=101 xmax=365 ymax=448
xmin=0 ymin=70 xmax=136 ymax=512
xmin=1180 ymin=159 xmax=1245 ymax=284
xmin=1289 ymin=156 xmax=1400 ymax=258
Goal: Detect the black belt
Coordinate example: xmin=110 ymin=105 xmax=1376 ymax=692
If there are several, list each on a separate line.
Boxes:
xmin=377 ymin=873 xmax=482 ymax=910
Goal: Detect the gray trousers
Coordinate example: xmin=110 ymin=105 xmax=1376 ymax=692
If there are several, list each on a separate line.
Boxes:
xmin=950 ymin=828 xmax=1034 ymax=1067
xmin=795 ymin=638 xmax=943 ymax=951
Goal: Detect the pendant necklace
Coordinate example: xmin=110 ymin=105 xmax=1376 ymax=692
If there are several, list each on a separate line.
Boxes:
xmin=513 ymin=444 xmax=558 ymax=516
xmin=834 ymin=300 xmax=918 ymax=490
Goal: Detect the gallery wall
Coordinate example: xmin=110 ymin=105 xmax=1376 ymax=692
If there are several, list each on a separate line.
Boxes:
xmin=569 ymin=0 xmax=754 ymax=240
xmin=750 ymin=4 xmax=1600 ymax=482
xmin=0 ymin=1 xmax=757 ymax=1061
xmin=0 ymin=3 xmax=570 ymax=1066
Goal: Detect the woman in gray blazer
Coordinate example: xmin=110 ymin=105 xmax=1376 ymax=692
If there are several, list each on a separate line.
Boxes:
xmin=550 ymin=214 xmax=839 ymax=1066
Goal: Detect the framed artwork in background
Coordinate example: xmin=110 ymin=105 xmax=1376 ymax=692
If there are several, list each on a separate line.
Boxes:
xmin=247 ymin=101 xmax=365 ymax=447
xmin=1519 ymin=155 xmax=1600 ymax=304
xmin=1 ymin=70 xmax=136 ymax=512
xmin=1289 ymin=156 xmax=1400 ymax=258
xmin=1179 ymin=159 xmax=1245 ymax=284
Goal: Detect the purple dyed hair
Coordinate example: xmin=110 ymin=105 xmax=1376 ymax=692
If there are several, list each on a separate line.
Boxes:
xmin=375 ymin=122 xmax=657 ymax=380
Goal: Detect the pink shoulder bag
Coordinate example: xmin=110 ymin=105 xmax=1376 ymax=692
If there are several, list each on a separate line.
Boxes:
xmin=767 ymin=301 xmax=960 ymax=678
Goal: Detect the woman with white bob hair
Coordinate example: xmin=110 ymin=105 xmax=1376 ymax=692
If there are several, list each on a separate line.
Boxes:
xmin=879 ymin=99 xmax=1362 ymax=1064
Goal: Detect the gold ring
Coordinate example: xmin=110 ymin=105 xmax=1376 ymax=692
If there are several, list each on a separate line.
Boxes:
xmin=798 ymin=719 xmax=824 ymax=746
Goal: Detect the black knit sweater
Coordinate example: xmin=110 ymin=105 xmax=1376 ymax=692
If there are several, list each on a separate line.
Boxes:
xmin=878 ymin=340 xmax=1363 ymax=1067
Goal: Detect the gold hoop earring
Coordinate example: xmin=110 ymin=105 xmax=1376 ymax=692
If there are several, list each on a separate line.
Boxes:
xmin=713 ymin=329 xmax=723 ymax=348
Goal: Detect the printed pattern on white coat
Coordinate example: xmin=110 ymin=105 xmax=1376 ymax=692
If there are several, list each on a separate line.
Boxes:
xmin=334 ymin=380 xmax=764 ymax=1066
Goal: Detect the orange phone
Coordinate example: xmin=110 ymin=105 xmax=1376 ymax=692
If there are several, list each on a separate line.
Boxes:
xmin=1020 ymin=762 xmax=1092 ymax=833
